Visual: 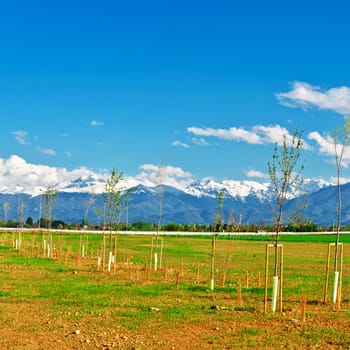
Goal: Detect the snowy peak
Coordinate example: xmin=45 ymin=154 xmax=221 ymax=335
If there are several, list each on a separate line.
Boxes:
xmin=59 ymin=175 xmax=107 ymax=193
xmin=185 ymin=178 xmax=272 ymax=201
xmin=0 ymin=154 xmax=332 ymax=199
xmin=0 ymin=169 xmax=333 ymax=202
xmin=58 ymin=175 xmax=139 ymax=194
xmin=221 ymin=180 xmax=272 ymax=200
xmin=297 ymin=178 xmax=332 ymax=194
xmin=184 ymin=179 xmax=224 ymax=197
xmin=182 ymin=177 xmax=332 ymax=202
xmin=0 ymin=174 xmax=338 ymax=226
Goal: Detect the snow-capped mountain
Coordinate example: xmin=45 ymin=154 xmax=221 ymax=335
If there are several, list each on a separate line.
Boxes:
xmin=182 ymin=177 xmax=331 ymax=202
xmin=183 ymin=178 xmax=272 ymax=201
xmin=58 ymin=175 xmax=107 ymax=193
xmin=0 ymin=172 xmax=339 ymax=226
xmin=292 ymin=178 xmax=332 ymax=197
xmin=0 ymin=154 xmax=340 ymax=225
xmin=0 ymin=153 xmax=332 ymax=200
xmin=53 ymin=174 xmax=332 ymax=202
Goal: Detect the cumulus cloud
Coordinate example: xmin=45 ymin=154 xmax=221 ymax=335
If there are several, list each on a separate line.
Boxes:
xmin=36 ymin=147 xmax=56 ymax=156
xmin=245 ymin=169 xmax=269 ymax=179
xmin=252 ymin=125 xmax=290 ymax=145
xmin=188 ymin=124 xmax=309 ymax=148
xmin=171 ymin=140 xmax=190 ymax=148
xmin=0 ymin=155 xmax=99 ymax=194
xmin=13 ymin=130 xmax=28 ymax=145
xmin=0 ymin=155 xmax=196 ymax=194
xmin=134 ymin=164 xmax=193 ymax=189
xmin=276 ymin=81 xmax=350 ymax=115
xmin=188 ymin=126 xmax=260 ymax=144
xmin=307 ymin=132 xmax=334 ymax=156
xmin=91 ymin=120 xmax=104 ymax=126
xmin=308 ymin=131 xmax=350 ymax=166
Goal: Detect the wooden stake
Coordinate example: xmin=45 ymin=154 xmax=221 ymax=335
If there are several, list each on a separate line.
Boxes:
xmin=146 ymin=267 xmax=150 ymax=284
xmin=279 ymin=245 xmax=284 ymax=312
xmin=301 ymin=294 xmax=306 ymax=322
xmin=237 ymin=283 xmax=242 ymax=306
xmin=126 ymin=256 xmax=130 ymax=271
xmin=159 ymin=238 xmax=164 ymax=270
xmin=176 ymin=271 xmax=180 ymax=290
xmin=114 ymin=236 xmax=117 ymax=274
xmin=76 ymin=253 xmax=80 ymax=266
xmin=324 ymin=243 xmax=331 ymax=303
xmin=210 ymin=235 xmax=216 ymax=290
xmin=221 ymin=271 xmax=226 ymax=287
xmin=245 ymin=271 xmax=249 ymax=289
xmin=180 ymin=260 xmax=184 ymax=277
xmin=163 ymin=267 xmax=167 ymax=282
xmin=129 ymin=264 xmax=133 ymax=280
xmin=102 ymin=233 xmax=106 ymax=272
xmin=97 ymin=256 xmax=101 ymax=271
xmin=150 ymin=237 xmax=154 ymax=269
xmin=264 ymin=244 xmax=269 ymax=312
xmin=136 ymin=266 xmax=140 ymax=281
xmin=196 ymin=263 xmax=200 ymax=282
xmin=337 ymin=244 xmax=344 ymax=311
xmin=57 ymin=246 xmax=61 ymax=260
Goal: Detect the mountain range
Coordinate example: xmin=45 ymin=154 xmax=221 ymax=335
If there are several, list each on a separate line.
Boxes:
xmin=0 ymin=174 xmax=347 ymax=227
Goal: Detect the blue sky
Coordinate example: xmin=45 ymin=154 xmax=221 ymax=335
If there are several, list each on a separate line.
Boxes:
xmin=1 ymin=0 xmax=350 ymax=189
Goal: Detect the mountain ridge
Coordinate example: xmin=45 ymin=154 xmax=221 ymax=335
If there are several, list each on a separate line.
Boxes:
xmin=4 ymin=173 xmax=332 ymax=201
xmin=0 ymin=175 xmax=344 ymax=226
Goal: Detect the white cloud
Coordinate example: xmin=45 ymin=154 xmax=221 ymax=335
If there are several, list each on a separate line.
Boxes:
xmin=172 ymin=140 xmax=190 ymax=148
xmin=245 ymin=169 xmax=269 ymax=179
xmin=36 ymin=147 xmax=56 ymax=156
xmin=0 ymin=156 xmax=194 ymax=194
xmin=188 ymin=124 xmax=310 ymax=148
xmin=134 ymin=164 xmax=194 ymax=189
xmin=188 ymin=126 xmax=261 ymax=144
xmin=0 ymin=155 xmax=340 ymax=197
xmin=308 ymin=131 xmax=350 ymax=166
xmin=308 ymin=131 xmax=334 ymax=156
xmin=13 ymin=130 xmax=28 ymax=145
xmin=252 ymin=125 xmax=289 ymax=145
xmin=276 ymin=81 xmax=350 ymax=115
xmin=91 ymin=120 xmax=104 ymax=126
xmin=0 ymin=155 xmax=98 ymax=194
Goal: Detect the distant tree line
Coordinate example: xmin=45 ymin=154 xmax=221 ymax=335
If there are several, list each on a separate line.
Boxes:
xmin=0 ymin=217 xmax=339 ymax=232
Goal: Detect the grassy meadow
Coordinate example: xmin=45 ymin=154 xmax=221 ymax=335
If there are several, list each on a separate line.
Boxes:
xmin=0 ymin=231 xmax=349 ymax=349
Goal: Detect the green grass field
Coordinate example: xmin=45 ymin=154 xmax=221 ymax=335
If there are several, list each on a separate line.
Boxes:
xmin=0 ymin=231 xmax=349 ymax=349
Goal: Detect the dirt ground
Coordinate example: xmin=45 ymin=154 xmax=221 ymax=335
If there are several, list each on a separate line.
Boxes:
xmin=0 ymin=291 xmax=349 ymax=349
xmin=0 ymin=237 xmax=349 ymax=349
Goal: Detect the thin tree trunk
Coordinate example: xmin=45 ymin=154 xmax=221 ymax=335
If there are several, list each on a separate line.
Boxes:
xmin=334 ymin=166 xmax=341 ymax=272
xmin=274 ymin=203 xmax=283 ymax=276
